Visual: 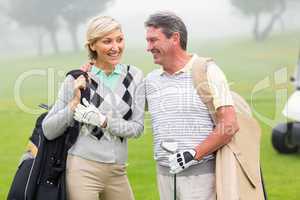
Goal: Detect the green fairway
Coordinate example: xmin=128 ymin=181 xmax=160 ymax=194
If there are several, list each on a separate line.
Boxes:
xmin=1 ymin=32 xmax=300 ymax=199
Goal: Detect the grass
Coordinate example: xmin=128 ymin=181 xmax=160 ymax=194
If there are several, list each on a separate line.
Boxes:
xmin=1 ymin=31 xmax=300 ymax=199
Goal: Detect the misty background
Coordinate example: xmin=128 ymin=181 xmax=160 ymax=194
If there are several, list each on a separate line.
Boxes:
xmin=1 ymin=1 xmax=300 ymax=199
xmin=0 ymin=0 xmax=299 ymax=57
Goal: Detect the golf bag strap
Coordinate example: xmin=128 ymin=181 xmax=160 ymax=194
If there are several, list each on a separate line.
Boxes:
xmin=65 ymin=69 xmax=91 ymax=148
xmin=66 ymin=69 xmax=91 ymax=103
xmin=191 ymin=56 xmax=216 ymax=123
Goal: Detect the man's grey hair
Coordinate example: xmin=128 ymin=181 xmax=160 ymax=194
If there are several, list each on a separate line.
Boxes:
xmin=145 ymin=11 xmax=187 ymax=50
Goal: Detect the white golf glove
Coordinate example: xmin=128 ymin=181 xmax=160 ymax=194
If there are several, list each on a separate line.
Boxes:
xmin=168 ymin=149 xmax=201 ymax=174
xmin=74 ymin=98 xmax=106 ymax=127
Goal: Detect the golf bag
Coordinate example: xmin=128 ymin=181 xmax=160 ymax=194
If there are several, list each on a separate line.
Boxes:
xmin=7 ymin=70 xmax=90 ymax=200
xmin=191 ymin=56 xmax=267 ymax=200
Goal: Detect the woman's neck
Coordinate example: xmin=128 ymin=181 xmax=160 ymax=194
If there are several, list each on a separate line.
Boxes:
xmin=94 ymin=60 xmax=115 ymax=75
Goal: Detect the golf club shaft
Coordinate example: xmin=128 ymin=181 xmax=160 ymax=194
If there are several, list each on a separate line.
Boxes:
xmin=174 ymin=174 xmax=176 ymax=200
xmin=297 ymin=48 xmax=300 ymax=89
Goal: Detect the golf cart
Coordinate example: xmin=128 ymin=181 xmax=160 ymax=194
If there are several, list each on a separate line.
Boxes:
xmin=272 ymin=51 xmax=300 ymax=153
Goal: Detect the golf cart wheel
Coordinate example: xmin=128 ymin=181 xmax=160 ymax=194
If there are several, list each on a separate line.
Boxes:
xmin=272 ymin=123 xmax=298 ymax=154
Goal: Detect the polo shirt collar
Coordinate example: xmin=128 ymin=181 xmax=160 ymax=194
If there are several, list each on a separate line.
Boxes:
xmin=159 ymin=53 xmax=198 ymax=76
xmin=91 ymin=64 xmax=122 ymax=75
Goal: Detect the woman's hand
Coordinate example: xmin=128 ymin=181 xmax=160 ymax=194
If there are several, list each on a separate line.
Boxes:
xmin=69 ymin=75 xmax=87 ymax=111
xmin=74 ymin=98 xmax=107 ymax=127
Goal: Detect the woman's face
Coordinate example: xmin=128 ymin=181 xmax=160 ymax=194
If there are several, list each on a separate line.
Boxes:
xmin=90 ymin=29 xmax=125 ymax=67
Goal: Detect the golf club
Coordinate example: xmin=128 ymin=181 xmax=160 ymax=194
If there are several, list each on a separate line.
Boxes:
xmin=160 ymin=141 xmax=178 ymax=200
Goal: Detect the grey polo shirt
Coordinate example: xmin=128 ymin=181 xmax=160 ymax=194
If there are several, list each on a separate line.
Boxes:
xmin=145 ymin=54 xmax=233 ymax=168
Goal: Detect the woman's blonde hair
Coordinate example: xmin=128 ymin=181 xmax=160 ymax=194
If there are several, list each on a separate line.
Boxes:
xmin=85 ymin=16 xmax=121 ymax=60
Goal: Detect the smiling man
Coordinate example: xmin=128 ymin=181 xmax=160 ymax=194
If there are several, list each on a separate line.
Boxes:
xmin=144 ymin=11 xmax=239 ymax=200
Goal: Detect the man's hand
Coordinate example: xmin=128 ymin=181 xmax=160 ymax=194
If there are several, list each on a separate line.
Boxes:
xmin=168 ymin=149 xmax=201 ymax=174
xmin=80 ymin=62 xmax=93 ymax=72
xmin=74 ymin=98 xmax=106 ymax=127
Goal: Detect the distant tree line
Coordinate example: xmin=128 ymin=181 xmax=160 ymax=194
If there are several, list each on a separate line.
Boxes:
xmin=1 ymin=0 xmax=113 ymax=55
xmin=231 ymin=0 xmax=299 ymax=42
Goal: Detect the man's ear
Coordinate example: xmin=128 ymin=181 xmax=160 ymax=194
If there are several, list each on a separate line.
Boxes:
xmin=172 ymin=32 xmax=181 ymax=46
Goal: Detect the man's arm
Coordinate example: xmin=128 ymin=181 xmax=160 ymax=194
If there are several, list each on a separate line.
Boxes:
xmin=168 ymin=105 xmax=239 ymax=174
xmin=194 ymin=105 xmax=239 ymax=160
xmin=168 ymin=61 xmax=239 ymax=174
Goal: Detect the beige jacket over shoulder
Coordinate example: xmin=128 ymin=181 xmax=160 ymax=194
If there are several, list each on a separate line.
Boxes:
xmin=191 ymin=55 xmax=265 ymax=200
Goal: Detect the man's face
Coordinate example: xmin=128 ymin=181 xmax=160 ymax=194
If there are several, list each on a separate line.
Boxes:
xmin=146 ymin=27 xmax=173 ymax=66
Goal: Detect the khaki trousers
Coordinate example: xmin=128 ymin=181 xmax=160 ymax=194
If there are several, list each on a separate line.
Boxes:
xmin=66 ymin=155 xmax=135 ymax=200
xmin=157 ymin=168 xmax=216 ymax=200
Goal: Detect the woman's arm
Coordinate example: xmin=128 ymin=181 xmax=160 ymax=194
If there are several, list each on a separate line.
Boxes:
xmin=42 ymin=75 xmax=86 ymax=140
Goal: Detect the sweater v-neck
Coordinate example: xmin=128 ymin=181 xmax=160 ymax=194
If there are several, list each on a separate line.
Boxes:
xmin=91 ymin=64 xmax=122 ymax=91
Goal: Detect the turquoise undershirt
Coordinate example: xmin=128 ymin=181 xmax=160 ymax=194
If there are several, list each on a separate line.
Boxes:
xmin=91 ymin=64 xmax=122 ymax=90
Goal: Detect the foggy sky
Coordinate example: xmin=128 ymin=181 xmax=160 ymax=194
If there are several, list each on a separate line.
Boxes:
xmin=102 ymin=0 xmax=252 ymax=43
xmin=0 ymin=0 xmax=299 ymax=56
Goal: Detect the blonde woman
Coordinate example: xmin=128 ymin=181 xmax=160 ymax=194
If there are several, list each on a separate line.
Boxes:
xmin=42 ymin=16 xmax=145 ymax=200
